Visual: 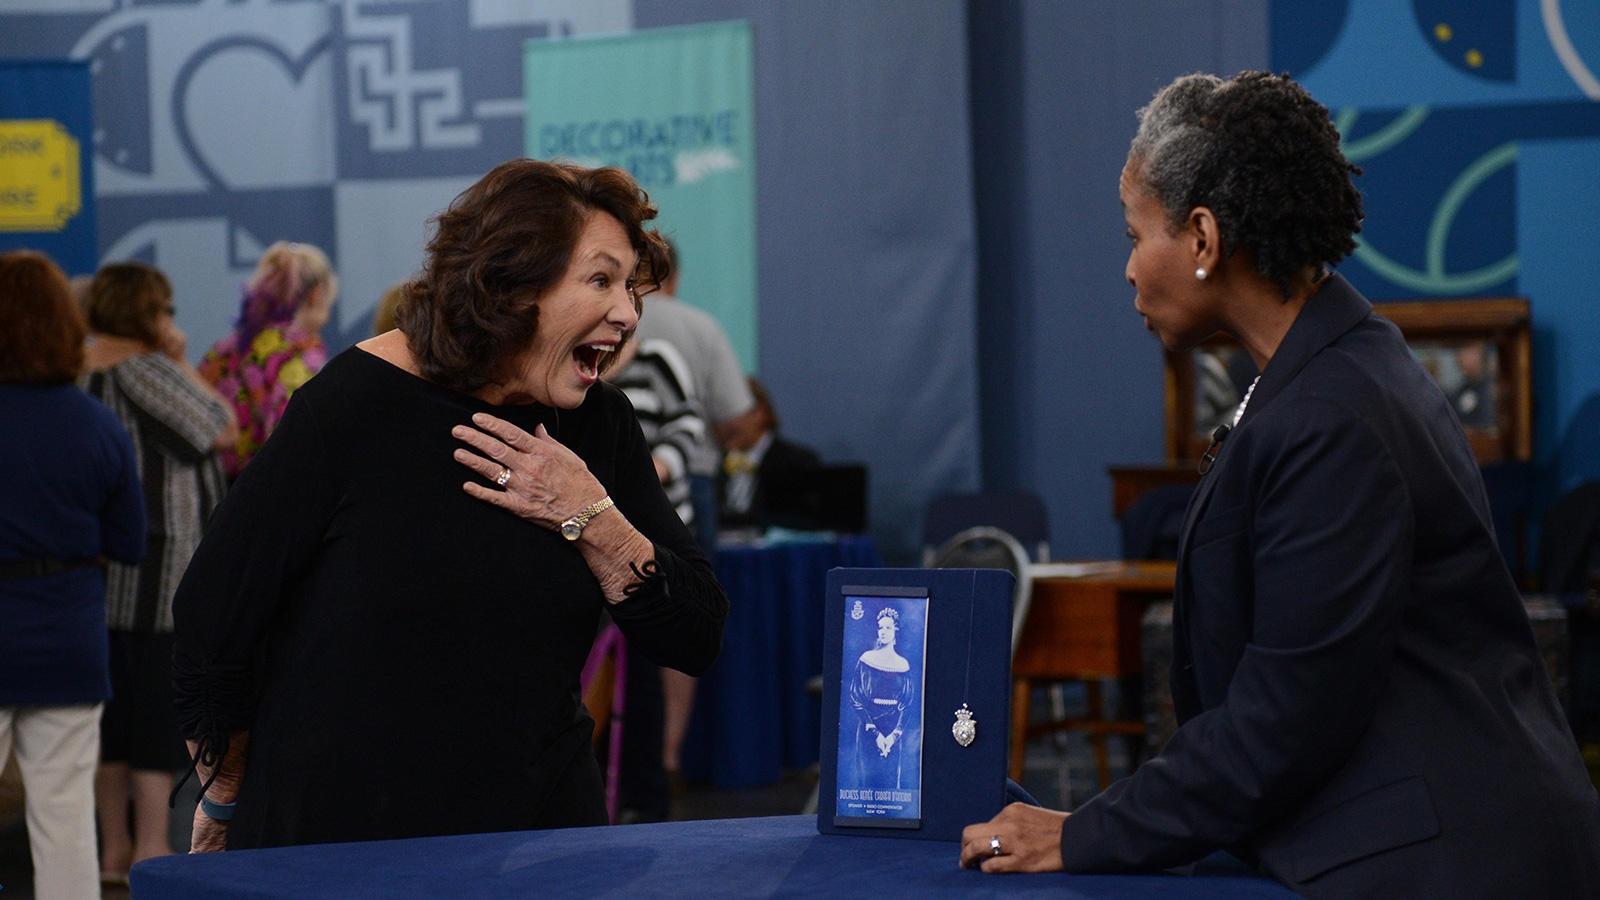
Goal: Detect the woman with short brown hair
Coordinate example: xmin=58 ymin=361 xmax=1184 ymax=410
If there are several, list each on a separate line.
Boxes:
xmin=173 ymin=159 xmax=726 ymax=851
xmin=87 ymin=263 xmax=173 ymax=349
xmin=0 ymin=250 xmax=146 ymax=899
xmin=0 ymin=251 xmax=88 ymax=383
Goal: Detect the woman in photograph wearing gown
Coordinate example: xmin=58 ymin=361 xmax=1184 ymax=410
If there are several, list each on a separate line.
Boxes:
xmin=848 ymin=608 xmax=913 ymax=790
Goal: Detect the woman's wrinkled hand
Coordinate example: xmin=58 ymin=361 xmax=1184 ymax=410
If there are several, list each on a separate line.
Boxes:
xmin=959 ymin=802 xmax=1070 ymax=873
xmin=189 ymin=805 xmax=229 ymax=853
xmin=452 ymin=413 xmax=606 ymax=530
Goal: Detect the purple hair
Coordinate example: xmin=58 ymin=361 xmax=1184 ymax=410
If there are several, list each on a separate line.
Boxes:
xmin=232 ymin=242 xmax=331 ymax=347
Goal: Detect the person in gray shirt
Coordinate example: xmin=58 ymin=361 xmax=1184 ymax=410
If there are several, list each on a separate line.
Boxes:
xmin=629 ymin=240 xmax=760 ymax=502
xmin=609 ymin=240 xmax=758 ymax=817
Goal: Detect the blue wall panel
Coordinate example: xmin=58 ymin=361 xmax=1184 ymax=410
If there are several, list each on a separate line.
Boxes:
xmin=971 ymin=0 xmax=1269 ymax=558
xmin=636 ymin=0 xmax=983 ymax=562
xmin=1276 ymin=0 xmax=1600 ymax=476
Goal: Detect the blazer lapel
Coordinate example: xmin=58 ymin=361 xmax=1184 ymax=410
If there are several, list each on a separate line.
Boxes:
xmin=1174 ymin=274 xmax=1371 ymax=556
xmin=1169 ymin=274 xmax=1374 ymax=714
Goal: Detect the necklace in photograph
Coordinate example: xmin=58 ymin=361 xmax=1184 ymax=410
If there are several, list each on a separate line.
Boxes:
xmin=952 ymin=571 xmax=979 ymax=747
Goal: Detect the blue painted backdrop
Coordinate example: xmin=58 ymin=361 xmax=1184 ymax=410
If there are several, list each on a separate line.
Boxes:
xmin=1273 ymin=0 xmax=1600 ymax=495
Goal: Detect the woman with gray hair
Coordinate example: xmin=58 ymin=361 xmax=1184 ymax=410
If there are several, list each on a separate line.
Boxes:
xmin=961 ymin=71 xmax=1600 ymax=896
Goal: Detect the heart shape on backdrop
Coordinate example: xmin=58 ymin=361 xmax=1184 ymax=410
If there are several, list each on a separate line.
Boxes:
xmin=173 ymin=34 xmax=335 ymax=191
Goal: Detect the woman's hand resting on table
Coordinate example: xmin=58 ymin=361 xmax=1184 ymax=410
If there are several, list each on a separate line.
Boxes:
xmin=960 ymin=802 xmax=1070 ymax=873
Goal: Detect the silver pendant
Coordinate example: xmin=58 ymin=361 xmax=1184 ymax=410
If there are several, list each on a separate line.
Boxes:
xmin=952 ymin=703 xmax=976 ymax=747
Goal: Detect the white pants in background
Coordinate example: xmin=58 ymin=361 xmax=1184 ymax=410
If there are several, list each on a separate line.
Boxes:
xmin=0 ymin=703 xmax=103 ymax=900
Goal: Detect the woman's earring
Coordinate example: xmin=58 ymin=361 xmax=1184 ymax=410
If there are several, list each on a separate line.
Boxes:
xmin=1195 ymin=267 xmax=1208 ymax=281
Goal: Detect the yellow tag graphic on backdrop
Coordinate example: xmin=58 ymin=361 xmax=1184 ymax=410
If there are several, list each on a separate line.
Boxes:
xmin=0 ymin=120 xmax=81 ymax=232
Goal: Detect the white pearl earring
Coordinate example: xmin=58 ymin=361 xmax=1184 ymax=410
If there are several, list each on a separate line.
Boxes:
xmin=1195 ymin=267 xmax=1208 ymax=281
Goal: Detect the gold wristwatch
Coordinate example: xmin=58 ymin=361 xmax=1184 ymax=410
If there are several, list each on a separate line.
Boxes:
xmin=560 ymin=496 xmax=615 ymax=541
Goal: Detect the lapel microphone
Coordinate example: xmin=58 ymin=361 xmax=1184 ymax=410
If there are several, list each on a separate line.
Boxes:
xmin=1197 ymin=424 xmax=1230 ymax=475
xmin=1198 ymin=375 xmax=1261 ymax=475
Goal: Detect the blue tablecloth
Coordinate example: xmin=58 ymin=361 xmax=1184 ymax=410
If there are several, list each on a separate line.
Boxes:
xmin=681 ymin=535 xmax=881 ymax=788
xmin=130 ymin=815 xmax=1296 ymax=898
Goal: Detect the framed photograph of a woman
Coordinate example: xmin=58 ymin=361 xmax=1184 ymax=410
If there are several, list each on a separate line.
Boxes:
xmin=834 ymin=594 xmax=928 ymax=827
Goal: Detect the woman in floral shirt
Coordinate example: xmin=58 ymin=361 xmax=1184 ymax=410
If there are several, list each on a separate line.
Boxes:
xmin=201 ymin=242 xmax=337 ymax=478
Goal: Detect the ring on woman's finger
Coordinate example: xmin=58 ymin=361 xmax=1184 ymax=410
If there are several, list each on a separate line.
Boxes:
xmin=990 ymin=835 xmax=1003 ymax=857
xmin=496 ymin=466 xmax=512 ymax=487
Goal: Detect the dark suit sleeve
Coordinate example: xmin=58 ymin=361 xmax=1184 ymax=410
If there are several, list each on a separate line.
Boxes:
xmin=604 ymin=391 xmax=728 ymax=676
xmin=1060 ymin=397 xmax=1415 ymax=871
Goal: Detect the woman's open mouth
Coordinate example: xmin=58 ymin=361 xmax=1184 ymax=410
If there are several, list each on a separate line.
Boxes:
xmin=572 ymin=342 xmax=617 ymax=383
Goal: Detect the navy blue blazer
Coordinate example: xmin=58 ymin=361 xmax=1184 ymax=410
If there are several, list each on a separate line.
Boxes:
xmin=1059 ymin=275 xmax=1600 ymax=897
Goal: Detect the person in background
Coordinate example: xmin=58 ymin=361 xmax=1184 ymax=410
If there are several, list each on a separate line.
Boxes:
xmin=200 ymin=241 xmax=337 ymax=478
xmin=627 ymin=239 xmax=760 ymax=547
xmin=961 ymin=70 xmax=1600 ymax=896
xmin=70 ymin=274 xmax=94 ymax=324
xmin=371 ymin=280 xmax=408 ymax=336
xmin=720 ymin=377 xmax=821 ymax=529
xmin=0 ymin=250 xmax=146 ymax=900
xmin=81 ymin=261 xmax=236 ymax=882
xmin=604 ymin=331 xmax=710 ymax=820
xmin=607 ymin=239 xmax=759 ymax=814
xmin=608 ymin=337 xmax=706 ymax=567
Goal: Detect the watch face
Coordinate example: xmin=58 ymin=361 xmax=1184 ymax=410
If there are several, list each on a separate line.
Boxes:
xmin=560 ymin=521 xmax=582 ymax=541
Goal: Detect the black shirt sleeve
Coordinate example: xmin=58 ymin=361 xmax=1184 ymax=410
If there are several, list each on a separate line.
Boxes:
xmin=171 ymin=391 xmax=339 ymax=753
xmin=602 ymin=391 xmax=728 ymax=676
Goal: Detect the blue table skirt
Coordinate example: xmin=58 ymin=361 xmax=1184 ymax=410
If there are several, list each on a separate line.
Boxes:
xmin=682 ymin=536 xmax=881 ymax=788
xmin=130 ymin=815 xmax=1295 ymax=898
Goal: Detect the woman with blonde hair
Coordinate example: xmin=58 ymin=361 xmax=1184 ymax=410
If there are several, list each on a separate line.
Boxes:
xmin=371 ymin=280 xmax=408 ymax=336
xmin=200 ymin=241 xmax=338 ymax=478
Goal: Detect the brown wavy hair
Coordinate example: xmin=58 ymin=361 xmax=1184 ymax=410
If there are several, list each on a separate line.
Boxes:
xmin=0 ymin=250 xmax=85 ymax=385
xmin=398 ymin=159 xmax=670 ymax=393
xmin=89 ymin=261 xmax=173 ymax=347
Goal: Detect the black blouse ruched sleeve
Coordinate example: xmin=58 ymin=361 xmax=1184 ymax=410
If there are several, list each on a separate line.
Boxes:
xmin=170 ymin=389 xmax=337 ymax=780
xmin=602 ymin=388 xmax=727 ymax=676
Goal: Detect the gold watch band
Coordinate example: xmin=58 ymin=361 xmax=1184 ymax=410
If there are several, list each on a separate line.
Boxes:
xmin=573 ymin=496 xmax=614 ymax=527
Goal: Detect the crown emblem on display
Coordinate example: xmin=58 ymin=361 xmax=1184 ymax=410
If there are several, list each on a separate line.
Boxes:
xmin=952 ymin=704 xmax=976 ymax=747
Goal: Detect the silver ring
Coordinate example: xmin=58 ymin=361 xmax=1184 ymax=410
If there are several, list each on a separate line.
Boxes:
xmin=989 ymin=835 xmax=1002 ymax=857
xmin=495 ymin=466 xmax=512 ymax=487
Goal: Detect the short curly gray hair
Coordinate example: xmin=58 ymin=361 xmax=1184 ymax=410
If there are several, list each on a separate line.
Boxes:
xmin=1126 ymin=71 xmax=1363 ymax=296
xmin=1128 ymin=73 xmax=1226 ymax=224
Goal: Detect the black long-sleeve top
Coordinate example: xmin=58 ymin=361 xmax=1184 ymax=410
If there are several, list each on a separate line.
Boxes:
xmin=171 ymin=348 xmax=727 ymax=849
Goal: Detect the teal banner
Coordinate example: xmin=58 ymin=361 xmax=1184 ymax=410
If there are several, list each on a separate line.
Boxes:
xmin=0 ymin=61 xmax=96 ymax=276
xmin=526 ymin=21 xmax=758 ymax=370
